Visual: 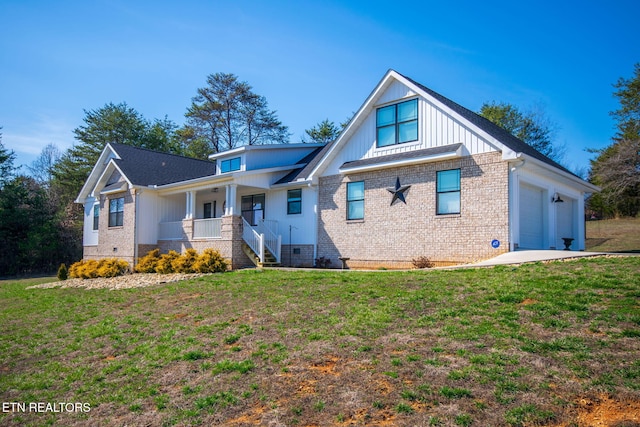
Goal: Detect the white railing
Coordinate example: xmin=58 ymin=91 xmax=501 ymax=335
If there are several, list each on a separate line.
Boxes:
xmin=243 ymin=217 xmax=264 ymax=263
xmin=193 ymin=218 xmax=222 ymax=239
xmin=256 ymin=219 xmax=281 ymax=263
xmin=158 ymin=221 xmax=184 ymax=240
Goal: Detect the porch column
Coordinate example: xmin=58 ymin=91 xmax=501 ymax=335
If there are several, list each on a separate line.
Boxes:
xmin=225 ymin=184 xmax=237 ymax=216
xmin=185 ymin=191 xmax=196 ymax=219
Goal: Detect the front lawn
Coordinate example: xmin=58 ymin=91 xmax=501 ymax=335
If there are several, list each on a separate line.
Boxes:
xmin=1 ymin=257 xmax=639 ymax=426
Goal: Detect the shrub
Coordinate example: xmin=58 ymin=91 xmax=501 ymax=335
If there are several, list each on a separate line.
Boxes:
xmin=68 ymin=259 xmax=129 ymax=279
xmin=412 ymin=256 xmax=434 ymax=269
xmin=96 ymin=258 xmax=129 ymax=277
xmin=135 ymin=249 xmax=160 ymax=273
xmin=155 ymin=250 xmax=180 ymax=274
xmin=57 ymin=263 xmax=68 ymax=281
xmin=193 ymin=248 xmax=228 ymax=273
xmin=72 ymin=259 xmax=99 ymax=279
xmin=171 ymin=248 xmax=199 ymax=273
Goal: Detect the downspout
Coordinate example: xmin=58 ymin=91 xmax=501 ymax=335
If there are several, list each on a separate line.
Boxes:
xmin=134 ymin=189 xmax=139 ymax=268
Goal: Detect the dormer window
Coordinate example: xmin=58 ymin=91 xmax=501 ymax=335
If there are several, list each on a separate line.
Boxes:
xmin=376 ymin=99 xmax=418 ymax=147
xmin=220 ymin=157 xmax=241 ymax=173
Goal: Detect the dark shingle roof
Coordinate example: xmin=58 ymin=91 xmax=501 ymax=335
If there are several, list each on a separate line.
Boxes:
xmin=273 ymin=145 xmax=329 ymax=185
xmin=110 ymin=143 xmax=217 ymax=186
xmin=399 ymin=73 xmax=575 ymax=176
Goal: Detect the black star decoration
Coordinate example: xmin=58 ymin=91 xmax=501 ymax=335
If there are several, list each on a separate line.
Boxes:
xmin=387 ymin=177 xmax=411 ymax=206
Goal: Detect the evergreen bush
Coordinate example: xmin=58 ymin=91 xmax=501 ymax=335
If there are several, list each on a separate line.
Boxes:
xmin=193 ymin=248 xmax=228 ymax=273
xmin=155 ymin=250 xmax=180 ymax=274
xmin=135 ymin=249 xmax=160 ymax=273
xmin=171 ymin=248 xmax=199 ymax=273
xmin=57 ymin=263 xmax=68 ymax=281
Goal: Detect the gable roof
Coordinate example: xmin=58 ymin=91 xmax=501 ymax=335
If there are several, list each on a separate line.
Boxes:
xmin=398 ymin=73 xmax=574 ymax=176
xmin=109 ymin=143 xmax=217 ymax=186
xmin=308 ymin=69 xmax=585 ymax=183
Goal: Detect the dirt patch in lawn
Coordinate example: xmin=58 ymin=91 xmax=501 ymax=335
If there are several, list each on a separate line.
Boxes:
xmin=574 ymin=394 xmax=640 ymax=427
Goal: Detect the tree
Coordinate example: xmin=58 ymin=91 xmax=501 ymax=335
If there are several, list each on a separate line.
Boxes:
xmin=589 ymin=64 xmax=640 ymax=218
xmin=611 ymin=63 xmax=640 ymax=141
xmin=0 ymin=127 xmax=16 ymax=188
xmin=302 ymin=119 xmax=341 ymax=144
xmin=51 ymin=102 xmax=178 ymax=203
xmin=142 ymin=116 xmax=184 ymax=155
xmin=479 ymin=101 xmax=561 ymax=161
xmin=184 ymin=73 xmax=289 ymax=154
xmin=28 ymin=143 xmax=61 ymax=186
xmin=588 ymin=139 xmax=640 ymax=217
xmin=0 ymin=175 xmax=61 ymax=275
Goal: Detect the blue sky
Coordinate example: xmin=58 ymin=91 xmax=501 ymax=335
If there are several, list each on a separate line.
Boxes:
xmin=1 ymin=0 xmax=638 ymax=175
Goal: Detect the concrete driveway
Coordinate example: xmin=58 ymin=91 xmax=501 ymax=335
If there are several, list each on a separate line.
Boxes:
xmin=453 ymin=250 xmax=626 ymax=269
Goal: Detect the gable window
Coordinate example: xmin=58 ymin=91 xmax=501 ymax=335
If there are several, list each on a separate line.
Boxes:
xmin=436 ymin=169 xmax=461 ymax=215
xmin=287 ymin=189 xmax=302 ymax=215
xmin=93 ymin=205 xmax=99 ymax=230
xmin=346 ymin=181 xmax=365 ymax=220
xmin=109 ymin=197 xmax=124 ymax=227
xmin=376 ymin=98 xmax=418 ymax=148
xmin=220 ymin=157 xmax=241 ymax=173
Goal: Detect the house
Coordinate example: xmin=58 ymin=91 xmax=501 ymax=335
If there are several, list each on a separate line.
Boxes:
xmin=76 ymin=70 xmax=599 ymax=269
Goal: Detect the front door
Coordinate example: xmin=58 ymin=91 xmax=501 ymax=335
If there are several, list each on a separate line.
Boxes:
xmin=241 ymin=194 xmax=265 ymax=226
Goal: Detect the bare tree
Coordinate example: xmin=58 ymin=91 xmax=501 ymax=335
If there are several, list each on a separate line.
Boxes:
xmin=28 ymin=143 xmax=61 ymax=186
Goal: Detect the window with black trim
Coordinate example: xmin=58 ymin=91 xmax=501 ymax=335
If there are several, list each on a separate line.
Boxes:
xmin=109 ymin=197 xmax=124 ymax=227
xmin=287 ymin=189 xmax=302 ymax=215
xmin=220 ymin=157 xmax=241 ymax=173
xmin=241 ymin=194 xmax=265 ymax=226
xmin=376 ymin=98 xmax=418 ymax=147
xmin=93 ymin=205 xmax=99 ymax=230
xmin=436 ymin=169 xmax=461 ymax=215
xmin=346 ymin=181 xmax=365 ymax=220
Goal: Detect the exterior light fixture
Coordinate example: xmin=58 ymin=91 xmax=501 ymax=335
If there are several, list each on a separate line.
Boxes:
xmin=552 ymin=192 xmax=564 ymax=203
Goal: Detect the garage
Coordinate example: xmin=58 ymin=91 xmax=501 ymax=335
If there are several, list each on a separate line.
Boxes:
xmin=519 ymin=183 xmax=545 ymax=249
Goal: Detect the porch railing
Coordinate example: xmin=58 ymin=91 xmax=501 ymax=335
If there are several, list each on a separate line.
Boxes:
xmin=193 ymin=218 xmax=222 ymax=239
xmin=242 ymin=218 xmax=281 ymax=264
xmin=158 ymin=218 xmax=222 ymax=240
xmin=158 ymin=221 xmax=184 ymax=240
xmin=256 ymin=219 xmax=281 ymax=263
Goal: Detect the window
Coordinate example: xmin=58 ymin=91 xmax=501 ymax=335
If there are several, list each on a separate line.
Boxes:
xmin=346 ymin=181 xmax=365 ymax=220
xmin=220 ymin=157 xmax=241 ymax=173
xmin=93 ymin=205 xmax=99 ymax=230
xmin=109 ymin=197 xmax=124 ymax=227
xmin=241 ymin=194 xmax=265 ymax=226
xmin=202 ymin=200 xmax=216 ymax=218
xmin=376 ymin=98 xmax=418 ymax=147
xmin=436 ymin=169 xmax=461 ymax=215
xmin=287 ymin=189 xmax=302 ymax=215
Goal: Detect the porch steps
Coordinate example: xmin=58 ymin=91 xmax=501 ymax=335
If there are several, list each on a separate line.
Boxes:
xmin=241 ymin=243 xmax=280 ymax=268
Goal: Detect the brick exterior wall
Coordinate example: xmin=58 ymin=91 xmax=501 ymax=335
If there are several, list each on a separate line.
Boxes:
xmin=317 ymin=152 xmax=510 ymax=268
xmin=83 ymin=188 xmax=137 ymax=265
xmin=280 ymin=244 xmax=315 ymax=267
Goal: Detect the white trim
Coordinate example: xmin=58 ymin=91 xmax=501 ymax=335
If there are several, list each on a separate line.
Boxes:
xmin=339 ymin=150 xmax=461 ymax=174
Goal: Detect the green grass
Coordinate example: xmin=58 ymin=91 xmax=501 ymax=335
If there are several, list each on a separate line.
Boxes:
xmin=0 ymin=257 xmax=639 ymax=426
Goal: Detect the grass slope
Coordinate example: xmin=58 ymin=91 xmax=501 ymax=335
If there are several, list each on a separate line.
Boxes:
xmin=587 ymin=217 xmax=640 ymax=252
xmin=1 ymin=258 xmax=639 ymax=426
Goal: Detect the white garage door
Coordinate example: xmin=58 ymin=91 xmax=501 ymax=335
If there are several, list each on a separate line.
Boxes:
xmin=519 ymin=184 xmax=544 ymax=249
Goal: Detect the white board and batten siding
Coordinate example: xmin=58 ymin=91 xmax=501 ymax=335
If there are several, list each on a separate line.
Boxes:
xmin=323 ymin=80 xmax=499 ymax=176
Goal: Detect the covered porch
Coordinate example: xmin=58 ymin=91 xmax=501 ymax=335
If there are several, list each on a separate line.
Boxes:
xmin=154 ymin=183 xmax=282 ymax=267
